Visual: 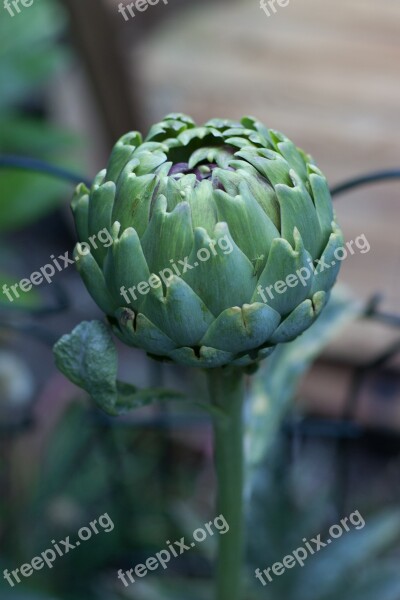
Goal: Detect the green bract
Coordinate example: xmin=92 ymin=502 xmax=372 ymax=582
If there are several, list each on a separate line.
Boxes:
xmin=71 ymin=114 xmax=343 ymax=368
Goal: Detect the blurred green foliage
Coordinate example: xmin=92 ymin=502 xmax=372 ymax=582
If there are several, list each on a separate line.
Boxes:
xmin=0 ymin=0 xmax=80 ymax=233
xmin=247 ymin=449 xmax=400 ymax=600
xmin=245 ymin=289 xmax=400 ymax=600
xmin=0 ymin=0 xmax=82 ymax=312
xmin=2 ymin=290 xmax=400 ymax=599
xmin=2 ymin=1 xmax=397 ymax=599
xmin=245 ymin=287 xmax=363 ymax=480
xmin=0 ymin=400 xmax=201 ymax=599
xmin=0 ymin=269 xmax=41 ymax=308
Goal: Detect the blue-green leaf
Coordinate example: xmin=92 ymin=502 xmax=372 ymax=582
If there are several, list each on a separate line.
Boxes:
xmin=245 ymin=288 xmax=364 ymax=481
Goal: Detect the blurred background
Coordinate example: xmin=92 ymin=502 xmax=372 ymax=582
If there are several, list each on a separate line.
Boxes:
xmin=1 ymin=1 xmax=400 ymax=599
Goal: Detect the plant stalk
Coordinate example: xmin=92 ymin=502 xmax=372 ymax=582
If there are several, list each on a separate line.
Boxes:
xmin=207 ymin=367 xmax=245 ymax=600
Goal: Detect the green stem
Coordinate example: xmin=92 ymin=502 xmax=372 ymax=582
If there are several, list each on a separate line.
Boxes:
xmin=207 ymin=367 xmax=245 ymax=600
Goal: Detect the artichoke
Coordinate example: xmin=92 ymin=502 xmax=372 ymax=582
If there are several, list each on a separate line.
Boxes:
xmin=71 ymin=114 xmax=343 ymax=368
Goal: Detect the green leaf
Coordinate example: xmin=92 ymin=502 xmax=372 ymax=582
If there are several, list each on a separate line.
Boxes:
xmin=123 ymin=578 xmax=261 ymax=600
xmin=125 ymin=578 xmax=213 ymax=600
xmin=53 ymin=320 xmax=118 ymax=414
xmin=31 ymin=403 xmax=100 ymax=504
xmin=298 ymin=511 xmax=400 ymax=600
xmin=53 ymin=320 xmax=183 ymax=415
xmin=245 ymin=287 xmax=364 ymax=480
xmin=0 ymin=116 xmax=82 ymax=234
xmin=0 ymin=171 xmax=69 ymax=233
xmin=0 ymin=272 xmax=41 ymax=309
xmin=0 ymin=0 xmax=68 ymax=110
xmin=115 ymin=381 xmax=184 ymax=414
xmin=0 ymin=591 xmax=59 ymax=600
xmin=193 ymin=400 xmax=228 ymax=423
xmin=332 ymin=561 xmax=400 ymax=600
xmin=0 ymin=115 xmax=79 ymax=155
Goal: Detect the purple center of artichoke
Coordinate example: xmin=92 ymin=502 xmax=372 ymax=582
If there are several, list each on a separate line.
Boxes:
xmin=168 ymin=162 xmax=235 ymax=190
xmin=168 ymin=162 xmax=218 ymax=180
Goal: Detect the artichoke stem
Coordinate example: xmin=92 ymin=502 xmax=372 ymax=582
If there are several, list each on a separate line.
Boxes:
xmin=207 ymin=367 xmax=245 ymax=600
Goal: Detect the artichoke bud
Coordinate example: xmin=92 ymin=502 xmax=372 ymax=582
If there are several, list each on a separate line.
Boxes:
xmin=72 ymin=114 xmax=343 ymax=368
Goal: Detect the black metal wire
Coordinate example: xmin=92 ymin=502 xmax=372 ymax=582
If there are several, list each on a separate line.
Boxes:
xmin=2 ymin=155 xmax=400 ymax=199
xmin=0 ymin=157 xmax=79 ymax=342
xmin=331 ymin=169 xmax=400 ymax=197
xmin=0 ymin=155 xmax=91 ymax=188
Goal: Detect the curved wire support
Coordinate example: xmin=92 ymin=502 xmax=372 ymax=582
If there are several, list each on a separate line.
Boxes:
xmin=331 ymin=169 xmax=400 ymax=197
xmin=0 ymin=155 xmax=91 ymax=188
xmin=2 ymin=155 xmax=400 ymax=199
